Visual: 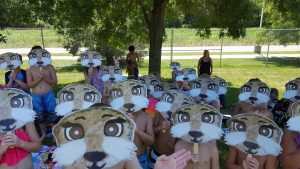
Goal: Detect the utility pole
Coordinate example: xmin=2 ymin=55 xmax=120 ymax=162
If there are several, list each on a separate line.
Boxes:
xmin=259 ymin=0 xmax=266 ymax=28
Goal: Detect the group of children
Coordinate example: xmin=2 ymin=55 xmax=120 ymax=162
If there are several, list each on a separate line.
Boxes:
xmin=0 ymin=47 xmax=300 ymax=169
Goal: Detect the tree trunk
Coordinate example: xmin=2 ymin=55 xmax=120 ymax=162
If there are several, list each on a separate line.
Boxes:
xmin=148 ymin=0 xmax=168 ymax=75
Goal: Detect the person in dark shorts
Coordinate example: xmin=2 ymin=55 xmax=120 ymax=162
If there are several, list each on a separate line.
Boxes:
xmin=126 ymin=45 xmax=139 ymax=79
xmin=197 ymin=50 xmax=213 ymax=76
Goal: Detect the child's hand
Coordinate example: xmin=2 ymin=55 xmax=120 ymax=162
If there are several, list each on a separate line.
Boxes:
xmin=2 ymin=132 xmax=22 ymax=148
xmin=162 ymin=121 xmax=171 ymax=130
xmin=191 ymin=154 xmax=199 ymax=163
xmin=10 ymin=71 xmax=17 ymax=80
xmin=0 ymin=142 xmax=9 ymax=154
xmin=39 ymin=71 xmax=46 ymax=79
xmin=246 ymin=157 xmax=259 ymax=169
xmin=88 ymin=67 xmax=93 ymax=76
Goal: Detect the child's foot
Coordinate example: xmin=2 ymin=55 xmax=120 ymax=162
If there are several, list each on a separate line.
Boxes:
xmin=40 ymin=133 xmax=46 ymax=141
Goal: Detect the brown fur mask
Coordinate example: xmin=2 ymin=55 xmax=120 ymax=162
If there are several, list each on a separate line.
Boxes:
xmin=155 ymin=90 xmax=194 ymax=122
xmin=171 ymin=103 xmax=223 ymax=143
xmin=151 ymin=82 xmax=171 ymax=99
xmin=212 ymin=76 xmax=228 ymax=95
xmin=170 ymin=62 xmax=181 ymax=71
xmin=189 ymin=76 xmax=219 ymax=103
xmin=80 ymin=50 xmax=102 ymax=68
xmin=283 ymin=78 xmax=300 ymax=102
xmin=138 ymin=75 xmax=159 ymax=93
xmin=225 ymin=113 xmax=283 ymax=156
xmin=175 ymin=68 xmax=197 ymax=82
xmin=28 ymin=48 xmax=52 ymax=67
xmin=55 ymin=84 xmax=102 ymax=116
xmin=0 ymin=88 xmax=36 ymax=133
xmin=101 ymin=65 xmax=123 ymax=83
xmin=0 ymin=52 xmax=22 ymax=70
xmin=238 ymin=78 xmax=270 ymax=104
xmin=109 ymin=80 xmax=148 ymax=114
xmin=53 ymin=106 xmax=136 ymax=169
xmin=287 ymin=100 xmax=300 ymax=132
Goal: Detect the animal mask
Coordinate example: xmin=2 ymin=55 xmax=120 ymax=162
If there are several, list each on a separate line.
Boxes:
xmin=287 ymin=100 xmax=300 ymax=132
xmin=80 ymin=50 xmax=102 ymax=68
xmin=109 ymin=80 xmax=148 ymax=114
xmin=189 ymin=77 xmax=219 ymax=103
xmin=238 ymin=78 xmax=270 ymax=104
xmin=0 ymin=88 xmax=36 ymax=133
xmin=225 ymin=113 xmax=283 ymax=156
xmin=0 ymin=52 xmax=22 ymax=70
xmin=28 ymin=48 xmax=52 ymax=67
xmin=156 ymin=90 xmax=194 ymax=121
xmin=169 ymin=82 xmax=179 ymax=90
xmin=55 ymin=84 xmax=102 ymax=116
xmin=171 ymin=103 xmax=223 ymax=143
xmin=151 ymin=82 xmax=171 ymax=99
xmin=170 ymin=62 xmax=181 ymax=71
xmin=212 ymin=76 xmax=228 ymax=95
xmin=53 ymin=106 xmax=136 ymax=168
xmin=283 ymin=78 xmax=300 ymax=102
xmin=101 ymin=66 xmax=123 ymax=83
xmin=175 ymin=68 xmax=197 ymax=82
xmin=138 ymin=75 xmax=159 ymax=93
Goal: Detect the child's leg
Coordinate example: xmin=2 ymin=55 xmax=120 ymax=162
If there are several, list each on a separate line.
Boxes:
xmin=39 ymin=123 xmax=46 ymax=141
xmin=32 ymin=94 xmax=47 ymax=140
xmin=44 ymin=91 xmax=57 ymax=142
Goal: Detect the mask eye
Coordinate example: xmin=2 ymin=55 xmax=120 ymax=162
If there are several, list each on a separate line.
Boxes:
xmin=104 ymin=121 xmax=123 ymax=137
xmin=233 ymin=121 xmax=246 ymax=132
xmin=259 ymin=125 xmax=273 ymax=138
xmin=202 ymin=112 xmax=214 ymax=124
xmin=220 ymin=82 xmax=227 ymax=87
xmin=287 ymin=84 xmax=297 ymax=90
xmin=10 ymin=55 xmax=17 ymax=60
xmin=0 ymin=58 xmax=5 ymax=63
xmin=164 ymin=94 xmax=174 ymax=103
xmin=178 ymin=112 xmax=190 ymax=122
xmin=139 ymin=79 xmax=145 ymax=84
xmin=150 ymin=80 xmax=157 ymax=85
xmin=10 ymin=96 xmax=24 ymax=108
xmin=112 ymin=89 xmax=123 ymax=98
xmin=63 ymin=92 xmax=74 ymax=102
xmin=258 ymin=87 xmax=268 ymax=94
xmin=65 ymin=124 xmax=84 ymax=141
xmin=84 ymin=92 xmax=95 ymax=102
xmin=189 ymin=70 xmax=195 ymax=74
xmin=114 ymin=69 xmax=120 ymax=74
xmin=83 ymin=55 xmax=88 ymax=60
xmin=93 ymin=54 xmax=100 ymax=59
xmin=104 ymin=69 xmax=109 ymax=74
xmin=42 ymin=52 xmax=50 ymax=58
xmin=28 ymin=53 xmax=36 ymax=59
xmin=132 ymin=86 xmax=142 ymax=95
xmin=193 ymin=82 xmax=201 ymax=89
xmin=242 ymin=85 xmax=251 ymax=92
xmin=208 ymin=84 xmax=217 ymax=91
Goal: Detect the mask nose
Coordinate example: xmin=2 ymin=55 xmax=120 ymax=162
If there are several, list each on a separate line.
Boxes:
xmin=88 ymin=62 xmax=94 ymax=66
xmin=0 ymin=119 xmax=16 ymax=131
xmin=109 ymin=77 xmax=115 ymax=81
xmin=37 ymin=61 xmax=44 ymax=65
xmin=84 ymin=151 xmax=107 ymax=163
xmin=295 ymin=96 xmax=300 ymax=100
xmin=249 ymin=97 xmax=258 ymax=102
xmin=189 ymin=131 xmax=203 ymax=138
xmin=124 ymin=103 xmax=134 ymax=109
xmin=183 ymin=77 xmax=189 ymax=81
xmin=244 ymin=141 xmax=259 ymax=149
xmin=7 ymin=65 xmax=14 ymax=69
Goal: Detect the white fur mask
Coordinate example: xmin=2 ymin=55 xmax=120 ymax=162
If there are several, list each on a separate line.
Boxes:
xmin=189 ymin=77 xmax=219 ymax=103
xmin=225 ymin=113 xmax=283 ymax=156
xmin=170 ymin=62 xmax=181 ymax=71
xmin=80 ymin=50 xmax=102 ymax=67
xmin=101 ymin=66 xmax=123 ymax=83
xmin=53 ymin=106 xmax=136 ymax=168
xmin=283 ymin=78 xmax=300 ymax=102
xmin=109 ymin=80 xmax=148 ymax=114
xmin=55 ymin=84 xmax=102 ymax=116
xmin=28 ymin=48 xmax=52 ymax=67
xmin=0 ymin=52 xmax=22 ymax=70
xmin=287 ymin=101 xmax=300 ymax=132
xmin=212 ymin=76 xmax=228 ymax=95
xmin=171 ymin=103 xmax=223 ymax=143
xmin=238 ymin=78 xmax=270 ymax=104
xmin=0 ymin=88 xmax=36 ymax=133
xmin=175 ymin=68 xmax=197 ymax=82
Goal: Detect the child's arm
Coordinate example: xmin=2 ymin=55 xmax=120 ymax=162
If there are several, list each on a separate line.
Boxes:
xmin=26 ymin=69 xmax=41 ymax=88
xmin=2 ymin=123 xmax=41 ymax=153
xmin=14 ymin=78 xmax=29 ymax=90
xmin=0 ymin=142 xmax=9 ymax=159
xmin=153 ymin=115 xmax=163 ymax=134
xmin=264 ymin=156 xmax=277 ymax=169
xmin=211 ymin=141 xmax=219 ymax=169
xmin=280 ymin=130 xmax=300 ymax=169
xmin=232 ymin=102 xmax=241 ymax=116
xmin=125 ymin=155 xmax=142 ymax=169
xmin=135 ymin=115 xmax=154 ymax=146
xmin=226 ymin=146 xmax=243 ymax=169
xmin=42 ymin=65 xmax=58 ymax=86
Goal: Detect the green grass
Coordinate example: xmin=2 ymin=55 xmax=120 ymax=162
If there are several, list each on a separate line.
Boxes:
xmin=1 ymin=28 xmax=298 ymax=48
xmin=1 ymin=58 xmax=299 ymax=169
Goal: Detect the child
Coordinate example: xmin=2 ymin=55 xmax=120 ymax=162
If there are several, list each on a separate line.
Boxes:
xmin=109 ymin=80 xmax=154 ymax=169
xmin=226 ymin=106 xmax=278 ymax=169
xmin=81 ymin=50 xmax=105 ymax=96
xmin=169 ymin=62 xmax=181 ymax=82
xmin=126 ymin=46 xmax=139 ymax=80
xmin=26 ymin=46 xmax=57 ymax=140
xmin=0 ymin=52 xmax=29 ymax=94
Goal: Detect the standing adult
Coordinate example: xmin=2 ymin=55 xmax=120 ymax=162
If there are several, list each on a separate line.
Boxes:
xmin=197 ymin=50 xmax=213 ymax=76
xmin=126 ymin=45 xmax=139 ymax=79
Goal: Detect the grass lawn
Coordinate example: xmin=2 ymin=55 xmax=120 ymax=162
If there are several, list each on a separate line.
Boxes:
xmin=0 ymin=57 xmax=299 ymax=169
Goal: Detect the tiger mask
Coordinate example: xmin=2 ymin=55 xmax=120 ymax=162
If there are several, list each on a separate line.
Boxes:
xmin=109 ymin=80 xmax=148 ymax=114
xmin=101 ymin=65 xmax=123 ymax=83
xmin=138 ymin=75 xmax=159 ymax=94
xmin=0 ymin=88 xmax=36 ymax=133
xmin=0 ymin=52 xmax=22 ymax=70
xmin=80 ymin=50 xmax=102 ymax=68
xmin=151 ymin=82 xmax=171 ymax=99
xmin=175 ymin=68 xmax=196 ymax=82
xmin=225 ymin=113 xmax=283 ymax=156
xmin=55 ymin=84 xmax=102 ymax=116
xmin=53 ymin=106 xmax=136 ymax=169
xmin=171 ymin=103 xmax=223 ymax=143
xmin=287 ymin=100 xmax=300 ymax=132
xmin=155 ymin=90 xmax=194 ymax=122
xmin=238 ymin=78 xmax=270 ymax=104
xmin=283 ymin=78 xmax=300 ymax=102
xmin=212 ymin=76 xmax=228 ymax=95
xmin=189 ymin=76 xmax=219 ymax=103
xmin=170 ymin=62 xmax=181 ymax=71
xmin=28 ymin=48 xmax=52 ymax=67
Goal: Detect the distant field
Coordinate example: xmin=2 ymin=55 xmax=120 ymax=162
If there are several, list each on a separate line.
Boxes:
xmin=0 ymin=28 xmax=287 ymax=48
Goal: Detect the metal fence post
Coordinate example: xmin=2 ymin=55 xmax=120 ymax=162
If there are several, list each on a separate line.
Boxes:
xmin=220 ymin=36 xmax=224 ymax=68
xmin=170 ymin=29 xmax=174 ymax=63
xmin=40 ymin=28 xmax=45 ymax=48
xmin=266 ymin=29 xmax=271 ymax=67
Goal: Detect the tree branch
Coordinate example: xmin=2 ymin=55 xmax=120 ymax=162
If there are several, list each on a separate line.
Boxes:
xmin=135 ymin=0 xmax=151 ymax=28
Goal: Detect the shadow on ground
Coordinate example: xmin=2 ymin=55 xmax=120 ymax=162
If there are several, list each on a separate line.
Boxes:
xmin=255 ymin=57 xmax=300 ymax=68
